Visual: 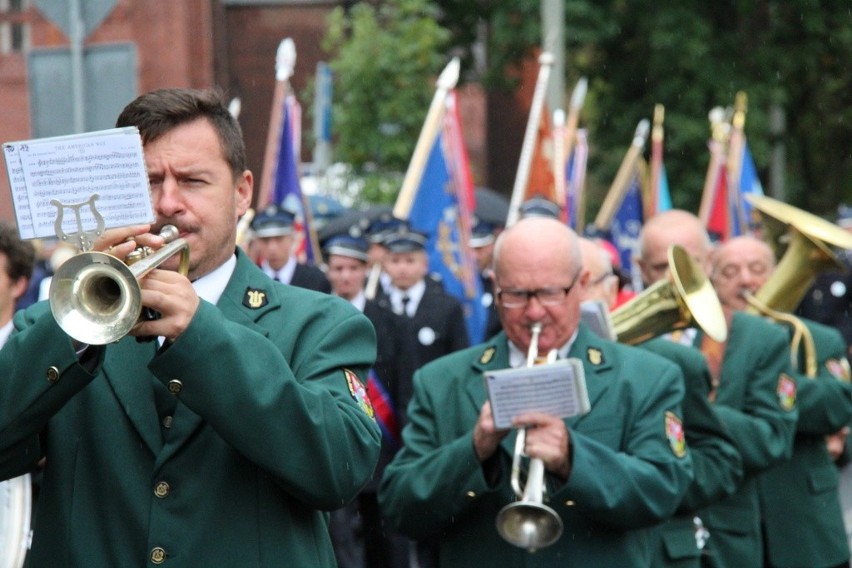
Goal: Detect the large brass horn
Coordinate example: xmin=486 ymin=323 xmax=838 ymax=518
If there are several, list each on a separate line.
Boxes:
xmin=743 ymin=195 xmax=852 ymax=376
xmin=745 ymin=194 xmax=852 ymax=313
xmin=49 ymin=226 xmax=190 ymax=345
xmin=611 ymin=245 xmax=727 ymax=345
xmin=495 ymin=322 xmax=564 ymax=552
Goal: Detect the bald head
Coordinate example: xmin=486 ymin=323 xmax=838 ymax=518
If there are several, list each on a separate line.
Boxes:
xmin=638 ymin=210 xmax=713 ymax=286
xmin=578 ymin=238 xmax=618 ymax=308
xmin=710 ymin=235 xmax=775 ymax=311
xmin=492 ymin=217 xmax=587 ymax=354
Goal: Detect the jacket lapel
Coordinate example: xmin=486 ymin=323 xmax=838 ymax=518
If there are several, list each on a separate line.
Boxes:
xmin=103 ymin=338 xmax=164 ymax=456
xmin=566 ymin=325 xmax=614 ymax=430
xmin=152 ymin=251 xmax=277 ymax=470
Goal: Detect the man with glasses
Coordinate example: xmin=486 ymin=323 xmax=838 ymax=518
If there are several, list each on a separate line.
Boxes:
xmin=379 ymin=217 xmax=693 ymax=566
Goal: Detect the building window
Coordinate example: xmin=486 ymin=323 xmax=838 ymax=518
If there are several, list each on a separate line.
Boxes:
xmin=0 ymin=0 xmax=29 ymax=55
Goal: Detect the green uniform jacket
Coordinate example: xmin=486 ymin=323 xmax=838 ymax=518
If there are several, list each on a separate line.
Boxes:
xmin=0 ymin=250 xmax=381 ymax=567
xmin=758 ymin=318 xmax=852 ymax=568
xmin=692 ymin=311 xmax=798 ymax=568
xmin=641 ymin=339 xmax=744 ymax=568
xmin=379 ymin=324 xmax=694 ymax=568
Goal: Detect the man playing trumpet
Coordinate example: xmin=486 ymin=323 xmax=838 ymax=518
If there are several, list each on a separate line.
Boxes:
xmin=379 ymin=217 xmax=693 ymax=567
xmin=0 ymin=88 xmax=381 ymax=567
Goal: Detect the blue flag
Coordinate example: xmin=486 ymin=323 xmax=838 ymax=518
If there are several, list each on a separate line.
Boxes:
xmin=272 ymin=95 xmax=315 ymax=262
xmin=407 ymin=105 xmax=487 ymax=344
xmin=610 ymin=172 xmax=644 ymax=290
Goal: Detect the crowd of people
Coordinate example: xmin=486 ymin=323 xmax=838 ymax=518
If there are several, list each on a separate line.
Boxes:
xmin=0 ymin=86 xmax=850 ymax=568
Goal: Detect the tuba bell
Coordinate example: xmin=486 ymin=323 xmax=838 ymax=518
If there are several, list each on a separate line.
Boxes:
xmin=743 ymin=195 xmax=852 ymax=376
xmin=495 ymin=322 xmax=564 ymax=552
xmin=49 ymin=225 xmax=190 ymax=345
xmin=611 ymin=245 xmax=727 ymax=345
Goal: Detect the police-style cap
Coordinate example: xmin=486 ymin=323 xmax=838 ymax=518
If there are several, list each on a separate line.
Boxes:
xmin=251 ymin=204 xmax=296 ymax=238
xmin=383 ymin=229 xmax=428 ymax=253
xmin=470 ymin=216 xmax=498 ymax=248
xmin=322 ymin=231 xmax=369 ymax=262
xmin=520 ymin=197 xmax=561 ymax=219
xmin=365 ymin=212 xmax=407 ymax=243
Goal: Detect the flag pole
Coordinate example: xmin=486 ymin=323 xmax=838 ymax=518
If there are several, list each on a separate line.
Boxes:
xmin=648 ymin=104 xmax=665 ymax=218
xmin=553 ymin=109 xmax=567 ymax=223
xmin=564 ymin=77 xmax=588 ymax=229
xmin=392 ymin=57 xmax=460 ymax=220
xmin=726 ymin=91 xmax=748 ymax=235
xmin=698 ymin=107 xmax=729 ymax=224
xmin=593 ymin=119 xmax=650 ymax=233
xmin=505 ymin=51 xmax=554 ymax=227
xmin=366 ymin=58 xmax=459 ymax=300
xmin=258 ymin=39 xmax=296 ymax=208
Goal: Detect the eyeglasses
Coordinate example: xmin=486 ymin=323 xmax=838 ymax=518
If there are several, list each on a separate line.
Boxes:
xmin=496 ymin=269 xmax=582 ymax=309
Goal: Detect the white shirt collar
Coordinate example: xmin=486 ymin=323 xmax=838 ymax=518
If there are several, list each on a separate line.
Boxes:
xmin=0 ymin=320 xmax=13 ymax=348
xmin=193 ymin=254 xmax=237 ymax=306
xmin=389 ymin=279 xmax=426 ymax=317
xmin=262 ymin=256 xmax=296 ymax=284
xmin=348 ymin=290 xmax=367 ymax=312
xmin=508 ymin=328 xmax=578 ymax=368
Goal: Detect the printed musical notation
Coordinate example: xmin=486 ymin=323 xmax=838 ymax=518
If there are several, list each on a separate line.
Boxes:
xmin=2 ymin=127 xmax=155 ymax=241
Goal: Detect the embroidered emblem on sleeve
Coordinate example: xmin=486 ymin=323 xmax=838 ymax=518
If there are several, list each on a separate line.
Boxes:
xmin=345 ymin=369 xmax=375 ymax=419
xmin=777 ymin=373 xmax=797 ymax=411
xmin=826 ymin=358 xmax=851 ymax=382
xmin=665 ymin=411 xmax=687 ymax=458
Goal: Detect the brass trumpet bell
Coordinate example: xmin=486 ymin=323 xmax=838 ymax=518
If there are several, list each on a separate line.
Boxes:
xmin=49 ymin=226 xmax=189 ymax=345
xmin=612 ymin=245 xmax=727 ymax=345
xmin=496 ymin=500 xmax=564 ymax=552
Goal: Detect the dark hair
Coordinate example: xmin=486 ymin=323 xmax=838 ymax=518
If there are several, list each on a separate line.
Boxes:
xmin=0 ymin=223 xmax=35 ymax=282
xmin=115 ymin=88 xmax=247 ymax=177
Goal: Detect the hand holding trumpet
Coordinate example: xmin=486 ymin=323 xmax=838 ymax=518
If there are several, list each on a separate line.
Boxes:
xmin=51 ymin=224 xmax=196 ymax=345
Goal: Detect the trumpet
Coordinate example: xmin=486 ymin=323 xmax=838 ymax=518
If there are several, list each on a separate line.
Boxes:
xmin=495 ymin=322 xmax=564 ymax=552
xmin=49 ymin=225 xmax=190 ymax=345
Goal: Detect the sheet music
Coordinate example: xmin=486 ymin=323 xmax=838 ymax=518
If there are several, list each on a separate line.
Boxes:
xmin=2 ymin=127 xmax=154 ymax=240
xmin=484 ymin=358 xmax=590 ymax=429
xmin=581 ymin=299 xmax=617 ymax=340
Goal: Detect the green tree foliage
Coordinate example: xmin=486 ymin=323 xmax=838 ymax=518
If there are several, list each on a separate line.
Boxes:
xmin=321 ymin=0 xmax=450 ymax=204
xmin=433 ymin=0 xmax=852 ymax=216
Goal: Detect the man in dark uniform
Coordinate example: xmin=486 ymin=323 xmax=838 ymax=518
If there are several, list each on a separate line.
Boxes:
xmin=580 ymin=236 xmax=744 ymax=568
xmin=250 ymin=204 xmax=331 ymax=293
xmin=377 ymin=229 xmax=469 ymax=367
xmin=379 ymin=217 xmax=694 ymax=567
xmin=638 ymin=210 xmax=798 ymax=568
xmin=713 ymin=235 xmax=852 ymax=568
xmin=323 ymin=230 xmax=417 ymax=568
xmin=470 ymin=216 xmax=502 ymax=339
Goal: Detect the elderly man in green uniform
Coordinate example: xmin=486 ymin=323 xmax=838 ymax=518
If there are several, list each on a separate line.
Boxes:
xmin=638 ymin=211 xmax=798 ymax=568
xmin=712 ymin=235 xmax=852 ymax=568
xmin=379 ymin=217 xmax=693 ymax=567
xmin=0 ymin=88 xmax=381 ymax=567
xmin=579 ymin=237 xmax=743 ymax=568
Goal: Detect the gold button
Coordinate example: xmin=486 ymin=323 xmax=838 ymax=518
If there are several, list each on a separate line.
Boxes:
xmin=466 ymin=491 xmax=476 ymax=500
xmin=167 ymin=380 xmax=182 ymax=394
xmin=565 ymin=500 xmax=575 ymax=507
xmin=154 ymin=481 xmax=170 ymax=498
xmin=46 ymin=366 xmax=60 ymax=384
xmin=162 ymin=416 xmax=173 ymax=429
xmin=150 ymin=547 xmax=166 ymax=564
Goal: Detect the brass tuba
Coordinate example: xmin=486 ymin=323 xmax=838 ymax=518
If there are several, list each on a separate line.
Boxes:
xmin=744 ymin=195 xmax=852 ymax=376
xmin=49 ymin=225 xmax=190 ymax=345
xmin=611 ymin=245 xmax=728 ymax=345
xmin=495 ymin=322 xmax=564 ymax=552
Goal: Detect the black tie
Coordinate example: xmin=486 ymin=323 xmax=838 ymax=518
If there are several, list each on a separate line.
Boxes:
xmin=401 ymin=295 xmax=411 ymax=317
